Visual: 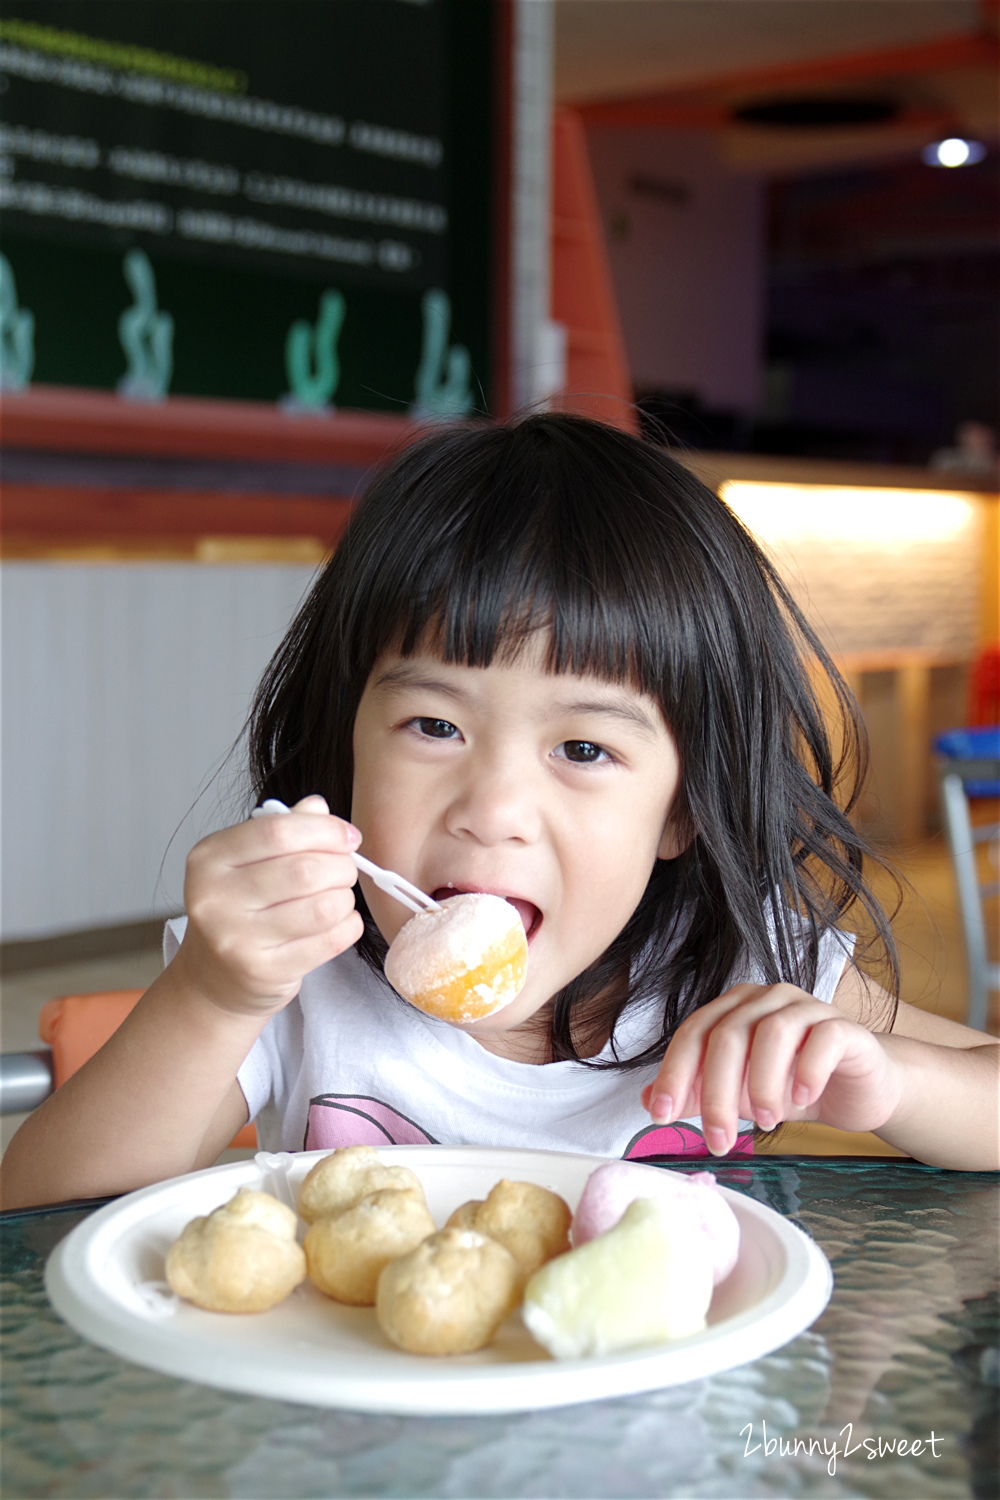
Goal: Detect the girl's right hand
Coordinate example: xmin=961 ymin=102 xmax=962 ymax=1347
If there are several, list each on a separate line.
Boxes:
xmin=174 ymin=795 xmax=365 ymax=1017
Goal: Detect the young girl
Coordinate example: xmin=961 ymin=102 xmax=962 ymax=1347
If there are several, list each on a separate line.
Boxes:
xmin=4 ymin=415 xmax=997 ymax=1208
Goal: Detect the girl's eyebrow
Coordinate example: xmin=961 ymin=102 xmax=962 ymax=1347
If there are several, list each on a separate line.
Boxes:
xmin=373 ymin=664 xmax=660 ymax=738
xmin=372 ymin=664 xmax=468 ymax=701
xmin=551 ymin=696 xmax=660 ymax=738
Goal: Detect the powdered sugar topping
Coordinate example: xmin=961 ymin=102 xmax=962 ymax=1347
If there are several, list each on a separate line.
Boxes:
xmin=386 ymin=892 xmax=524 ymax=992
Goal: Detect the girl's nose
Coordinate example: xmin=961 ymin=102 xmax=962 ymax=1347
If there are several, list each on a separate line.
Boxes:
xmin=445 ymin=759 xmax=540 ymax=846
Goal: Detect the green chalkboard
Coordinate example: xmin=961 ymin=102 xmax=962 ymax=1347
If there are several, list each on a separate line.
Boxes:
xmin=0 ymin=0 xmax=496 ymax=414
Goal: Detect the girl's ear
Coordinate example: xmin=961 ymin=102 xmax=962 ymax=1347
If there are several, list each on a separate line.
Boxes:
xmin=657 ymin=804 xmax=692 ymax=861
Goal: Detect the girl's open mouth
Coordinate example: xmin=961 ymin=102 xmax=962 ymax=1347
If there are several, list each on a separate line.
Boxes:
xmin=505 ymin=897 xmax=542 ymax=941
xmin=432 ymin=889 xmax=542 ymax=941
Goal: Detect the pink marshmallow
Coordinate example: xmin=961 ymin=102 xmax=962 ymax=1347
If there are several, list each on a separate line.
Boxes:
xmin=571 ymin=1162 xmax=740 ymax=1285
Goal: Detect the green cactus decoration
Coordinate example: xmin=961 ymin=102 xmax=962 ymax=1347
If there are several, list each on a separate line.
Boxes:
xmin=0 ymin=253 xmax=35 ymax=391
xmin=285 ymin=290 xmax=345 ymax=409
xmin=118 ymin=249 xmax=173 ymax=400
xmin=412 ymin=288 xmax=473 ymax=420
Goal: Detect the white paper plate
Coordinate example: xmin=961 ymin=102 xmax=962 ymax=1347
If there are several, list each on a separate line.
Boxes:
xmin=45 ymin=1145 xmax=832 ymax=1414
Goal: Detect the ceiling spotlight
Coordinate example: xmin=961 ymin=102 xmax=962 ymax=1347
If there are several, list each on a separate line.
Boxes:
xmin=922 ymin=138 xmax=987 ymax=168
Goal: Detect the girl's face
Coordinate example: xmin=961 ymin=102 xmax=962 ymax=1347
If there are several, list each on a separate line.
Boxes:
xmin=350 ymin=638 xmax=683 ymax=1061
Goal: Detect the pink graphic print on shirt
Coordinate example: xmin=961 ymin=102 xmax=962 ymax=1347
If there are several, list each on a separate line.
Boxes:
xmin=624 ymin=1122 xmax=754 ymax=1159
xmin=303 ymin=1096 xmax=752 ymax=1158
xmin=304 ymin=1094 xmax=437 ymax=1152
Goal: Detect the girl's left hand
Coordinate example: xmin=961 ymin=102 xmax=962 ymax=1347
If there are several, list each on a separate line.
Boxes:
xmin=640 ymin=984 xmax=904 ymax=1156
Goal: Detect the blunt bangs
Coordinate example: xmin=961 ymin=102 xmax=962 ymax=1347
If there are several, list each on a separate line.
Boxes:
xmin=333 ymin=414 xmax=760 ymax=720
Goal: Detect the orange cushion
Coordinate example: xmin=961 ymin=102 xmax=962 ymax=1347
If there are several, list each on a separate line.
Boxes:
xmin=38 ymin=991 xmax=257 ymax=1149
xmin=39 ymin=991 xmax=145 ymax=1085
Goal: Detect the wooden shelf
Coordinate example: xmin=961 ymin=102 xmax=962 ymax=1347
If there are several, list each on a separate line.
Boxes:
xmin=0 ymin=387 xmax=420 ymax=554
xmin=3 ymin=391 xmax=996 ymax=558
xmin=681 ymin=450 xmax=999 ymax=495
xmin=0 ymin=385 xmax=416 ymax=464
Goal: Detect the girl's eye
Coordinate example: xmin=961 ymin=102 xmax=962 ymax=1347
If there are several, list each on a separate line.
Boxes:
xmin=412 ymin=717 xmax=460 ymax=739
xmin=557 ymin=740 xmax=609 ymax=764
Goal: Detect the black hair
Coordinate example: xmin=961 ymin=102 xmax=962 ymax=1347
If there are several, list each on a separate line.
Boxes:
xmin=248 ymin=412 xmax=899 ymax=1067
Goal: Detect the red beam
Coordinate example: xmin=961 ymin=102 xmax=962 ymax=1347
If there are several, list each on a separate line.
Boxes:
xmin=0 ymin=386 xmax=417 ymax=464
xmin=576 ymin=31 xmax=999 ymax=128
xmin=1 ymin=484 xmax=354 ymax=542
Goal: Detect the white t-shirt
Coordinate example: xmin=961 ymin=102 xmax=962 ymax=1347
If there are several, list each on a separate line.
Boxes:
xmin=163 ymin=918 xmax=852 ymax=1162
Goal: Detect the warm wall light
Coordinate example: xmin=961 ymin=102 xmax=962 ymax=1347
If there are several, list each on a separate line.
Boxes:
xmin=921 ymin=138 xmax=987 ymax=168
xmin=720 ymin=482 xmax=979 ymax=546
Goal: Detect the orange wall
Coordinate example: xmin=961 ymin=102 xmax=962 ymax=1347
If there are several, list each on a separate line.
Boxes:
xmin=550 ymin=109 xmax=637 ymax=432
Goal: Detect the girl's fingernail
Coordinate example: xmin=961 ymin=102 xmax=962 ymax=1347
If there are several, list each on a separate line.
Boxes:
xmin=705 ymin=1126 xmax=729 ymax=1156
xmin=346 ymin=824 xmax=362 ymax=848
xmin=755 ymin=1108 xmax=776 ymax=1131
xmin=649 ymin=1093 xmax=674 ymax=1122
xmin=792 ymin=1083 xmax=810 ymax=1107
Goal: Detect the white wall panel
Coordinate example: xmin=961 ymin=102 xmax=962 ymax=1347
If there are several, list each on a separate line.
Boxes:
xmin=1 ymin=563 xmax=318 ymax=940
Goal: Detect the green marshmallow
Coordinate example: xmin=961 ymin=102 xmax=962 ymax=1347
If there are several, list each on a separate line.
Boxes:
xmin=522 ymin=1196 xmax=714 ymax=1359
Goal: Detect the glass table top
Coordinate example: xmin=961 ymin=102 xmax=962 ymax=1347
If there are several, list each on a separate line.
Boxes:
xmin=2 ymin=1157 xmax=997 ymax=1499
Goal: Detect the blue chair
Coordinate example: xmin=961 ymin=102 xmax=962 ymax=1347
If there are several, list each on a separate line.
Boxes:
xmin=935 ymin=727 xmax=1000 ymax=1032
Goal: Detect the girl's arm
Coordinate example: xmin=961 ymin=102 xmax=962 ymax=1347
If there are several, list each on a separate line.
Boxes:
xmin=0 ymin=965 xmax=257 ymax=1207
xmin=641 ymin=972 xmax=1000 ymax=1171
xmin=829 ymin=967 xmax=999 ymax=1168
xmin=0 ymin=798 xmax=363 ymax=1209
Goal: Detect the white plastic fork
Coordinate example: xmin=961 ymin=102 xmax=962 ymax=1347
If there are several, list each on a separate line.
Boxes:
xmin=251 ymin=798 xmax=441 ymax=916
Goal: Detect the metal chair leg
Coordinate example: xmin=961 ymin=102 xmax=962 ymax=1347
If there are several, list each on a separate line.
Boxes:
xmin=940 ymin=772 xmax=990 ymax=1032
